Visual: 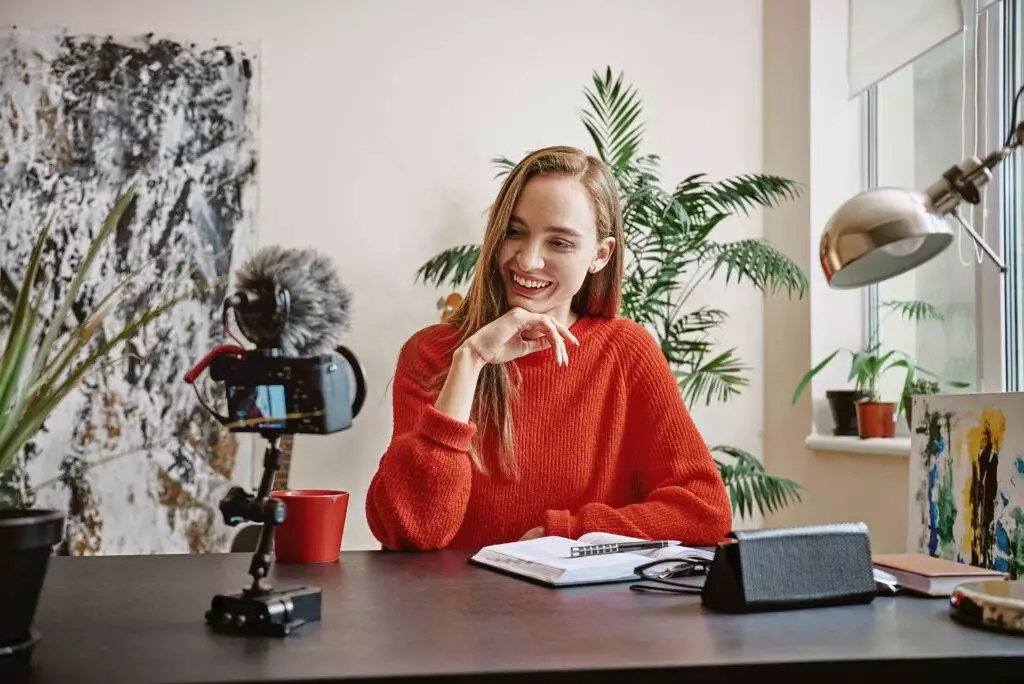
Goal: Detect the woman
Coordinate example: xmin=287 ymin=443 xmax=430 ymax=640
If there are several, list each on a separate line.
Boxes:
xmin=366 ymin=146 xmax=731 ymax=550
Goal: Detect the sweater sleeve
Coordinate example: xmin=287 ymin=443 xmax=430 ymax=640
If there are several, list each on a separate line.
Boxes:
xmin=543 ymin=325 xmax=733 ymax=544
xmin=365 ymin=334 xmax=476 ymax=550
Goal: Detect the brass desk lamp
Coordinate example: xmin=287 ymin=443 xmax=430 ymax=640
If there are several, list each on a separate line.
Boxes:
xmin=820 ymin=125 xmax=1015 ymax=286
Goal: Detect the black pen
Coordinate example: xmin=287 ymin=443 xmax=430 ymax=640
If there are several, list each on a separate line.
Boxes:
xmin=569 ymin=541 xmax=679 ymax=558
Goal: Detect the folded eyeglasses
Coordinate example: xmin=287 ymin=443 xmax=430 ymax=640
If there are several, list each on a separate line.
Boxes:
xmin=629 ymin=556 xmax=709 ymax=595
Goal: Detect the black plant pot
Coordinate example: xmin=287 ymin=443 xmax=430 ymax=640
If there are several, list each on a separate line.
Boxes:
xmin=827 ymin=389 xmax=869 ymax=436
xmin=0 ymin=509 xmax=64 ymax=674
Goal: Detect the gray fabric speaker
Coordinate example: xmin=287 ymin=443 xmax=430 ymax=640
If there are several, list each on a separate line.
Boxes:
xmin=701 ymin=522 xmax=877 ymax=613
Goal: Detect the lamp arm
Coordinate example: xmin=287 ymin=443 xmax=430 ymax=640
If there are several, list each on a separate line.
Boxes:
xmin=924 ymin=124 xmax=1023 ymax=274
xmin=951 ymin=213 xmax=1007 ymax=273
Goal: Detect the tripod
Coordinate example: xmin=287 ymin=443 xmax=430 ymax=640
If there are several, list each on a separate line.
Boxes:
xmin=205 ymin=432 xmax=322 ymax=637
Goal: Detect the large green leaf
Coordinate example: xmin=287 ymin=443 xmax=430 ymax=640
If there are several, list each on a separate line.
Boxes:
xmin=415 ymin=244 xmax=480 ymax=289
xmin=0 ymin=188 xmax=198 ymax=476
xmin=712 ymin=445 xmax=803 ymax=518
xmin=0 ymin=282 xmax=208 ymax=474
xmin=27 ymin=187 xmax=137 ymax=393
xmin=881 ymin=299 xmax=944 ymax=323
xmin=674 ymin=307 xmax=729 ymax=336
xmin=0 ymin=221 xmax=51 ymax=425
xmin=701 ymin=238 xmax=808 ymax=298
xmin=676 ymin=347 xmax=749 ymax=407
xmin=791 ymin=349 xmax=844 ymax=405
xmin=581 ymin=67 xmax=646 ymax=173
xmin=695 ymin=174 xmax=802 ymax=217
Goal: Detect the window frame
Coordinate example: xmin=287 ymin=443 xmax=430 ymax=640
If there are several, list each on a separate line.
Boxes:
xmin=863 ymin=0 xmax=1022 ymax=394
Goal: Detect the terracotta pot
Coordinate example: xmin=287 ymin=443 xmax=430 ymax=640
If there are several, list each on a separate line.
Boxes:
xmin=856 ymin=401 xmax=896 ymax=439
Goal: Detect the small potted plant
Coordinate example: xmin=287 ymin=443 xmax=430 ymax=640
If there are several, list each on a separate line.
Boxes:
xmin=792 ymin=345 xmax=899 ymax=438
xmin=849 ymin=346 xmax=904 ymax=438
xmin=0 ymin=186 xmax=192 ymax=670
xmin=793 ymin=299 xmax=954 ymax=437
xmin=793 ymin=344 xmax=967 ymax=439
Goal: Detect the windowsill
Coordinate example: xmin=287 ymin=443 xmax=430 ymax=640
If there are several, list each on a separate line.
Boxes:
xmin=804 ymin=433 xmax=911 ymax=457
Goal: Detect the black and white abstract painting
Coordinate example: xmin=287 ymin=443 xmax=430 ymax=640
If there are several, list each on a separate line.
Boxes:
xmin=0 ymin=26 xmax=259 ymax=554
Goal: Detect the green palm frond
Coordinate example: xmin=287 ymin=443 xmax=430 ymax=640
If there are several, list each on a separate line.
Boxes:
xmin=675 ymin=347 xmax=749 ymax=407
xmin=881 ymin=299 xmax=944 ymax=323
xmin=415 ymin=244 xmax=480 ymax=289
xmin=712 ymin=445 xmax=803 ymax=519
xmin=490 ymin=156 xmax=516 ymax=179
xmin=675 ymin=307 xmax=729 ymax=335
xmin=680 ymin=173 xmax=803 ymax=217
xmin=701 ymin=238 xmax=808 ymax=298
xmin=581 ymin=67 xmax=645 ymax=173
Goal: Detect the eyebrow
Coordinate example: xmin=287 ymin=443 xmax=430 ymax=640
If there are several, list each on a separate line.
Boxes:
xmin=509 ymin=214 xmax=584 ymax=238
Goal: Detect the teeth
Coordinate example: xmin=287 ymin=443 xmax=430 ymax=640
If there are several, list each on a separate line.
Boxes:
xmin=513 ymin=273 xmax=550 ymax=289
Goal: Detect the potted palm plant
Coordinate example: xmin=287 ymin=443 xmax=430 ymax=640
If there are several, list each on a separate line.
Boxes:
xmin=0 ymin=185 xmax=192 ymax=668
xmin=415 ymin=67 xmax=805 ymax=521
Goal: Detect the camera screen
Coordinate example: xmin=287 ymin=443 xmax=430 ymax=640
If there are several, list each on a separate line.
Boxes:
xmin=228 ymin=384 xmax=287 ymax=429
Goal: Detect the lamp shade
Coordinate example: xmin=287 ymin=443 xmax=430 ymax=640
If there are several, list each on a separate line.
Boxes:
xmin=819 ymin=187 xmax=954 ymax=288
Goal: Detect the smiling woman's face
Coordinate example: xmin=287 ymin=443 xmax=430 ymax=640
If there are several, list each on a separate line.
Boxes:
xmin=496 ymin=174 xmax=614 ymax=326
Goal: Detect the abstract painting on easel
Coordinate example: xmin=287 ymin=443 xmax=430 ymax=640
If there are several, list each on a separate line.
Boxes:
xmin=908 ymin=392 xmax=1024 ymax=578
xmin=0 ymin=26 xmax=258 ymax=554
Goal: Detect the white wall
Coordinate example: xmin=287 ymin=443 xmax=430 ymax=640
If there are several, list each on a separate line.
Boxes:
xmin=2 ymin=0 xmax=766 ymax=549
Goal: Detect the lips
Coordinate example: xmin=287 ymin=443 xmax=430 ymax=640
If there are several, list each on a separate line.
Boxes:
xmin=509 ymin=270 xmax=553 ymax=297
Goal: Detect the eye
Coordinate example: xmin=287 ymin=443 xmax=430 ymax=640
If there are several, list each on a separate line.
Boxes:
xmin=551 ymin=239 xmax=574 ymax=250
xmin=504 ymin=225 xmax=524 ymax=238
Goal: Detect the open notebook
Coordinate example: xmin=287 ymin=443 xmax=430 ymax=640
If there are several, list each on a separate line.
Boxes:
xmin=469 ymin=532 xmax=714 ymax=587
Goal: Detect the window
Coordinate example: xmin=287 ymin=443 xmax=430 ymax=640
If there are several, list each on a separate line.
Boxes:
xmin=867 ymin=0 xmax=1022 ymax=406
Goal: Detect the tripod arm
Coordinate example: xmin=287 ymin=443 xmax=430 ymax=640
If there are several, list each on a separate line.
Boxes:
xmin=208 ymin=432 xmax=322 ymax=637
xmin=218 ymin=433 xmax=288 ymax=594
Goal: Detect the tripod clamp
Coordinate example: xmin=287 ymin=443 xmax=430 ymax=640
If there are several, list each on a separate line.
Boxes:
xmin=205 ymin=432 xmax=322 ymax=637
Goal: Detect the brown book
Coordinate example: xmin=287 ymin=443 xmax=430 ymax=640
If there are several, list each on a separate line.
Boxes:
xmin=872 ymin=553 xmax=1007 ymax=596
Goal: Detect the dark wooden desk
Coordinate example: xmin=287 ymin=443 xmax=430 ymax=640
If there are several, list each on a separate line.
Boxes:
xmin=16 ymin=551 xmax=1024 ymax=683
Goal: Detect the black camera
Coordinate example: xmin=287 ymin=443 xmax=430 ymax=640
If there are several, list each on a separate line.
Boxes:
xmin=210 ymin=346 xmax=365 ymax=434
xmin=183 ymin=245 xmax=366 ymax=638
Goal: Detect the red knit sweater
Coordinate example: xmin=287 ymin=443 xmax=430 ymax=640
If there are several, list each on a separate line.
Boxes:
xmin=366 ymin=315 xmax=732 ymax=550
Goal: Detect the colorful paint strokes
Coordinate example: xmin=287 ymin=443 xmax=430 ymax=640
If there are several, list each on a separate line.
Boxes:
xmin=909 ymin=393 xmax=1024 ymax=578
xmin=0 ymin=27 xmax=258 ymax=554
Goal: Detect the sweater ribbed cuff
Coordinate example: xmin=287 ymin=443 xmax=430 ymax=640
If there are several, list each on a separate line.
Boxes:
xmin=417 ymin=405 xmax=476 ymax=451
xmin=545 ymin=509 xmax=577 ymax=539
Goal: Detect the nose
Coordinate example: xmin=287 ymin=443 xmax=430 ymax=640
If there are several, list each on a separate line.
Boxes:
xmin=516 ymin=240 xmax=545 ymax=272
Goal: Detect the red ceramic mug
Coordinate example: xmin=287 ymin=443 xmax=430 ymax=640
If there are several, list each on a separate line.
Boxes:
xmin=271 ymin=489 xmax=348 ymax=563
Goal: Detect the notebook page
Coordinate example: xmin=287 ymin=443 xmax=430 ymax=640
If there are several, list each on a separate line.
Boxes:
xmin=473 ymin=536 xmax=653 ymax=585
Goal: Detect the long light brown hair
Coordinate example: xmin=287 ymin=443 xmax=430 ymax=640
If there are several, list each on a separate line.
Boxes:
xmin=444 ymin=146 xmax=624 ymax=478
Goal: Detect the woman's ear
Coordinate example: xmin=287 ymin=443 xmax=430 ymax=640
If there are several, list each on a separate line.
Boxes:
xmin=590 ymin=237 xmax=616 ymax=273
